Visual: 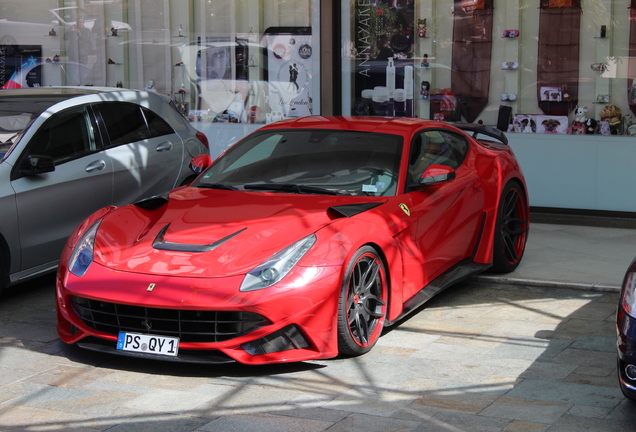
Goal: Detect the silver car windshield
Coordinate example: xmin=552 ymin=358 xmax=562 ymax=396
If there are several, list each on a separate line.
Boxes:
xmin=0 ymin=95 xmax=67 ymax=161
xmin=196 ymin=129 xmax=403 ymax=196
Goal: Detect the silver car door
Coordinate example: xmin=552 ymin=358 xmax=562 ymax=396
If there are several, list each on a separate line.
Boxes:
xmin=95 ymin=102 xmax=184 ymax=205
xmin=11 ymin=105 xmax=113 ymax=271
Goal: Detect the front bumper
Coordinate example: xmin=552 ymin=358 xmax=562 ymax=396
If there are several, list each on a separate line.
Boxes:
xmin=57 ymin=262 xmax=342 ymax=364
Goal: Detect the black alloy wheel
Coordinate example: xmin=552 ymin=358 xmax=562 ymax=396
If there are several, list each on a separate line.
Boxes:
xmin=492 ymin=180 xmax=529 ymax=273
xmin=337 ymin=246 xmax=388 ymax=356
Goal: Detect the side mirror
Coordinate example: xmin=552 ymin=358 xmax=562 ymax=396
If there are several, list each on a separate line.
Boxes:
xmin=20 ymin=155 xmax=55 ymax=176
xmin=419 ymin=164 xmax=456 ymax=186
xmin=189 ymin=154 xmax=212 ymax=174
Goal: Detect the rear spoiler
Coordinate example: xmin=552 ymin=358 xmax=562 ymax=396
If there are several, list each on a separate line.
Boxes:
xmin=456 ymin=123 xmax=508 ymax=146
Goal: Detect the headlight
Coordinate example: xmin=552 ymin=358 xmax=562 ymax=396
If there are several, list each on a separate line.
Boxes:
xmin=68 ymin=221 xmax=101 ymax=277
xmin=240 ymin=234 xmax=316 ymax=291
xmin=622 ymin=271 xmax=636 ymax=318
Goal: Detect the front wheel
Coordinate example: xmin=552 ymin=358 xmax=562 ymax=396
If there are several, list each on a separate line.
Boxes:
xmin=491 ymin=180 xmax=529 ymax=273
xmin=337 ymin=246 xmax=388 ymax=356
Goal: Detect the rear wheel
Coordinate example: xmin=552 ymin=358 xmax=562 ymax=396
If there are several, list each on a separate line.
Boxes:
xmin=337 ymin=246 xmax=388 ymax=356
xmin=492 ymin=180 xmax=528 ymax=273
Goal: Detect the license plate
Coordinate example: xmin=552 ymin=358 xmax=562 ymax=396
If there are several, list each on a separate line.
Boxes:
xmin=117 ymin=332 xmax=179 ymax=357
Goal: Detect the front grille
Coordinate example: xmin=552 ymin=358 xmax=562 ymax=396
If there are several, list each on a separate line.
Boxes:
xmin=70 ymin=296 xmax=270 ymax=343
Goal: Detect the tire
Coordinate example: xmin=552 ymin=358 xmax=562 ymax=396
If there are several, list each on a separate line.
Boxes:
xmin=491 ymin=180 xmax=529 ymax=273
xmin=337 ymin=246 xmax=388 ymax=356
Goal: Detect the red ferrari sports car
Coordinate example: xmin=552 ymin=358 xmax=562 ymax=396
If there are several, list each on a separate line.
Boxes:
xmin=56 ymin=116 xmax=529 ymax=365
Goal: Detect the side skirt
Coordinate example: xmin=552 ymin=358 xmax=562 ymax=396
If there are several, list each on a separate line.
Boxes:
xmin=384 ymin=260 xmax=491 ymax=326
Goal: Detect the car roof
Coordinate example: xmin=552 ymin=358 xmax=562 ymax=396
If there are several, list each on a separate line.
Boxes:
xmin=0 ymin=87 xmax=167 ymax=120
xmin=0 ymin=87 xmax=122 ymax=98
xmin=258 ymin=116 xmax=460 ymax=136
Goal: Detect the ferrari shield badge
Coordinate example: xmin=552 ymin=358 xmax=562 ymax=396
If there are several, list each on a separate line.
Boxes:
xmin=399 ymin=203 xmax=410 ymax=216
xmin=147 ymin=283 xmax=156 ymax=292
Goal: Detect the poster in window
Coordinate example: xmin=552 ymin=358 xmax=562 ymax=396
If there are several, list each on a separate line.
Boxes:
xmin=264 ymin=27 xmax=313 ymax=119
xmin=0 ymin=45 xmax=42 ymax=88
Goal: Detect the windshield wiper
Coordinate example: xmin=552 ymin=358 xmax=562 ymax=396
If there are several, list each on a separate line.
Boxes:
xmin=243 ymin=183 xmax=338 ymax=195
xmin=197 ymin=183 xmax=238 ymax=190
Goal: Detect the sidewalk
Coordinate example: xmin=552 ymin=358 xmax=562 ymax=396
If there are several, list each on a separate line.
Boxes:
xmin=1 ymin=222 xmax=635 ymax=431
xmin=476 ymin=222 xmax=636 ymax=292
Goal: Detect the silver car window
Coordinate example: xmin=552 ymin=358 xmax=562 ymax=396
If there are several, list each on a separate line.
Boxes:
xmin=26 ymin=106 xmax=95 ymax=164
xmin=96 ymin=103 xmax=151 ymax=147
xmin=143 ymin=108 xmax=175 ymax=138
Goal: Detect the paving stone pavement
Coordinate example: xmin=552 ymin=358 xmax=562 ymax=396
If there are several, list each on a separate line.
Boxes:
xmin=0 ymin=275 xmax=634 ymax=431
xmin=1 ymin=222 xmax=636 ymax=431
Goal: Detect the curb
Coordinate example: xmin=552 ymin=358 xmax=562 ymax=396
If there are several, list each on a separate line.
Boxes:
xmin=472 ymin=275 xmax=621 ymax=293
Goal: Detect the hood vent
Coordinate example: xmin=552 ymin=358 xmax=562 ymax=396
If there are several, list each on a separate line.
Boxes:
xmin=152 ymin=224 xmax=247 ymax=252
xmin=328 ymin=202 xmax=384 ymax=218
xmin=134 ymin=194 xmax=170 ymax=211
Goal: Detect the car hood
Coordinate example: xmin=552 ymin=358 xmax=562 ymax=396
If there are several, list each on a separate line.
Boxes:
xmin=93 ymin=187 xmax=387 ymax=278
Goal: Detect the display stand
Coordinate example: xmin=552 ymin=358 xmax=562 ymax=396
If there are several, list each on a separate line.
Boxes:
xmin=172 ymin=64 xmax=190 ymax=116
xmin=106 ymin=40 xmax=125 ymax=88
xmin=592 ymin=8 xmax=611 ymax=118
xmin=415 ymin=1 xmax=434 ymax=120
xmin=502 ymin=0 xmax=520 ymax=109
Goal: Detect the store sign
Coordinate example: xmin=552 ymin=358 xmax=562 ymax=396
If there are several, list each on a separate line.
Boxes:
xmin=355 ymin=0 xmax=373 ymax=78
xmin=352 ymin=0 xmax=415 ymax=117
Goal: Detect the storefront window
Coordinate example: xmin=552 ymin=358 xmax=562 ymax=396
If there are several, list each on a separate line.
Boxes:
xmin=0 ymin=0 xmax=320 ymax=156
xmin=341 ymin=0 xmax=636 ymax=137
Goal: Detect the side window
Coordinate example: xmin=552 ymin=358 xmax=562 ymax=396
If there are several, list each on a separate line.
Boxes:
xmin=97 ymin=103 xmax=150 ymax=147
xmin=440 ymin=132 xmax=469 ymax=167
xmin=26 ymin=106 xmax=94 ymax=164
xmin=408 ymin=130 xmax=469 ymax=182
xmin=143 ymin=108 xmax=175 ymax=138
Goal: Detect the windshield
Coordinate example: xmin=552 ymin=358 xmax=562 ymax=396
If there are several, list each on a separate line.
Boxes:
xmin=0 ymin=94 xmax=69 ymax=161
xmin=196 ymin=129 xmax=403 ymax=196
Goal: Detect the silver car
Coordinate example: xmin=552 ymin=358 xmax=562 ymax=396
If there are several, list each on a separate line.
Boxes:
xmin=0 ymin=87 xmax=209 ymax=292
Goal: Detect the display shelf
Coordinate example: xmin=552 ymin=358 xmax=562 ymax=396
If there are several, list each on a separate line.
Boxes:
xmin=593 ymin=26 xmax=611 ymax=118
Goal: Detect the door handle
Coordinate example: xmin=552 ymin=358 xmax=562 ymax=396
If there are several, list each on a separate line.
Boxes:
xmin=156 ymin=142 xmax=173 ymax=152
xmin=86 ymin=160 xmax=106 ymax=173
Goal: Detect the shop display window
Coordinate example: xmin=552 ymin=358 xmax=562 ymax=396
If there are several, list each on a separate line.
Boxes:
xmin=341 ymin=0 xmax=636 ymax=138
xmin=0 ymin=0 xmax=319 ymax=131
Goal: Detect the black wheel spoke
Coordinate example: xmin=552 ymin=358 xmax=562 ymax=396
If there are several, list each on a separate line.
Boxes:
xmin=499 ymin=187 xmax=526 ymax=264
xmin=353 ymin=308 xmax=370 ymax=344
xmin=503 ymin=234 xmax=518 ymax=262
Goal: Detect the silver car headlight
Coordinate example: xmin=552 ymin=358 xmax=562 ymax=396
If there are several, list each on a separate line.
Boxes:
xmin=69 ymin=221 xmax=101 ymax=277
xmin=622 ymin=271 xmax=636 ymax=318
xmin=240 ymin=234 xmax=316 ymax=292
